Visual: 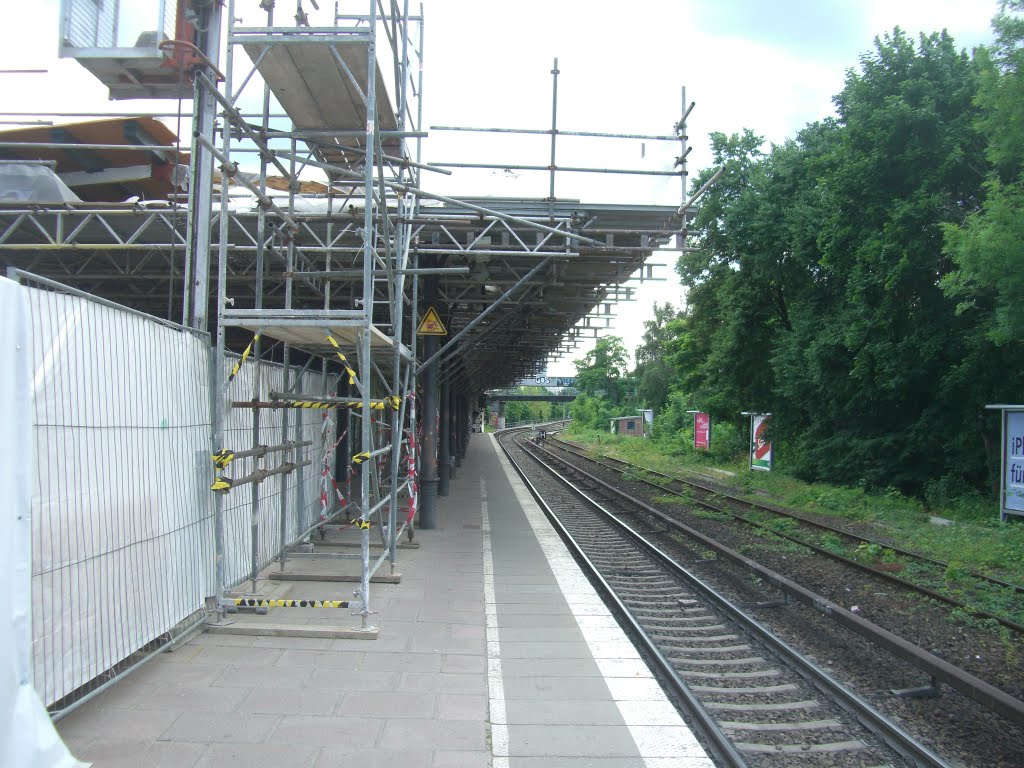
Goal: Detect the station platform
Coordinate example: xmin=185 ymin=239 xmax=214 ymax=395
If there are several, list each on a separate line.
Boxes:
xmin=55 ymin=435 xmax=712 ymax=768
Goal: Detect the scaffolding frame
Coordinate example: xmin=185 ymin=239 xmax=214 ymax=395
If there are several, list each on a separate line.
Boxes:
xmin=181 ymin=0 xmax=431 ymax=632
xmin=2 ymin=0 xmax=718 ymax=642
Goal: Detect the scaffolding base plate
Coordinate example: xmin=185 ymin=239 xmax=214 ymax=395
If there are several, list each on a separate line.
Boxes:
xmin=269 ymin=571 xmax=402 ymax=584
xmin=205 ymin=622 xmax=379 ymax=640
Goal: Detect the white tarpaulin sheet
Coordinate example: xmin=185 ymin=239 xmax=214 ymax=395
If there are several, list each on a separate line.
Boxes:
xmin=26 ymin=287 xmax=214 ymax=707
xmin=0 ymin=277 xmax=85 ymax=768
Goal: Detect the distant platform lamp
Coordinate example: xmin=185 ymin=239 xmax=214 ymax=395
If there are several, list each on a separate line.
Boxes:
xmin=58 ymin=0 xmax=213 ymax=100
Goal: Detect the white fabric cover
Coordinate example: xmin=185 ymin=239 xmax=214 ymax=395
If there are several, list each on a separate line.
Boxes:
xmin=0 ymin=163 xmax=81 ymax=204
xmin=27 ymin=290 xmax=214 ymax=707
xmin=0 ymin=276 xmax=86 ymax=768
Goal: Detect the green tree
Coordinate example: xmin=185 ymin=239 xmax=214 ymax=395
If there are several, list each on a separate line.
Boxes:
xmin=633 ymin=302 xmax=682 ymax=412
xmin=943 ymin=1 xmax=1024 ymax=345
xmin=673 ymin=27 xmax=1012 ymax=494
xmin=574 ymin=336 xmax=630 ymax=405
xmin=779 ymin=28 xmax=989 ymax=490
xmin=672 ymin=128 xmax=778 ymax=421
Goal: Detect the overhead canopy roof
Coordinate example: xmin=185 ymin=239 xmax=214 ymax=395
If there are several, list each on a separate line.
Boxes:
xmin=0 ymin=192 xmax=680 ymax=393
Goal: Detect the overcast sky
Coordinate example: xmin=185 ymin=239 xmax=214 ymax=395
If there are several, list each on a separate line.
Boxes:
xmin=1 ymin=1 xmax=1000 ymax=376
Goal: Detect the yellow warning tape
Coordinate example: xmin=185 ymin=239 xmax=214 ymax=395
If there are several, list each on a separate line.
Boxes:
xmin=326 ymin=335 xmax=357 ymax=386
xmin=212 ymin=448 xmax=234 ymax=470
xmin=232 ymin=598 xmax=350 ymax=608
xmin=351 ymin=452 xmax=371 ymax=465
xmin=211 ymin=476 xmax=232 ymax=492
xmin=269 ymin=398 xmax=403 ymax=411
xmin=227 ymin=334 xmax=259 ymax=385
xmin=350 ymin=518 xmax=371 ymax=530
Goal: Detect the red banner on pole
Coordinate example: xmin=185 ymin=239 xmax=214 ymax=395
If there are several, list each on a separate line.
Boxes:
xmin=694 ymin=412 xmax=710 ymax=450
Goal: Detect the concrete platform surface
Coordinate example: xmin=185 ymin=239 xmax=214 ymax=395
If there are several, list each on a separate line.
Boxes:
xmin=55 ymin=434 xmax=712 ymax=768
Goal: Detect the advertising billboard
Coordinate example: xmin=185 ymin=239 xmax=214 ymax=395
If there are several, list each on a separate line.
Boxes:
xmin=750 ymin=413 xmax=772 ymax=471
xmin=1005 ymin=411 xmax=1024 ymax=517
xmin=694 ymin=412 xmax=710 ymax=450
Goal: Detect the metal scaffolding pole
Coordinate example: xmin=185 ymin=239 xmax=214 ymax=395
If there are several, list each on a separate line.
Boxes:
xmin=438 ymin=374 xmax=450 ymax=497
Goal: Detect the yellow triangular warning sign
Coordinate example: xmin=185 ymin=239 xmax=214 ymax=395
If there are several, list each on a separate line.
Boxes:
xmin=416 ymin=306 xmax=448 ymax=336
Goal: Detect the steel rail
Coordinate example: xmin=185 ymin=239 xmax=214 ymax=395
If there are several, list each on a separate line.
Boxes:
xmin=502 ymin=429 xmax=950 ymax=768
xmin=548 ymin=437 xmax=1024 ymax=598
xmin=532 ymin=439 xmax=1024 ymax=729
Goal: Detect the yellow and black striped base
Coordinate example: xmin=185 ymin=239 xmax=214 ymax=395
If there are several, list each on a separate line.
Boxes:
xmin=231 ymin=598 xmax=350 ymax=609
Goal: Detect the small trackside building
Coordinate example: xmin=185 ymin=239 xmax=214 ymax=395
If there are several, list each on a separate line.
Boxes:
xmin=610 ymin=415 xmax=645 ymax=437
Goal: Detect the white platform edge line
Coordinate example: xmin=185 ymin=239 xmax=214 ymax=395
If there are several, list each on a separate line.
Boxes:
xmin=482 ymin=479 xmax=510 ymax=760
xmin=490 ymin=434 xmax=714 ymax=767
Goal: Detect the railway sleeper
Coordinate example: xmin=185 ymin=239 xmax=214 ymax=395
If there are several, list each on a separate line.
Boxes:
xmin=721 ymin=718 xmax=844 ymax=732
xmin=690 ymin=683 xmax=800 ymax=695
xmin=679 ymin=668 xmax=784 ymax=679
xmin=666 ymin=653 xmax=766 ymax=665
xmin=733 ymin=739 xmax=866 ymax=754
xmin=705 ymin=699 xmax=820 ymax=712
xmin=654 ymin=633 xmax=742 ymax=643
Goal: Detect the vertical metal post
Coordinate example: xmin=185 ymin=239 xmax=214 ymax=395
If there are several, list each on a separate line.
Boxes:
xmin=185 ymin=0 xmax=223 ymax=330
xmin=249 ymin=371 xmax=261 ymax=594
xmin=357 ymin=0 xmax=380 ymax=629
xmin=247 ymin=1 xmax=274 ymax=593
xmin=455 ymin=394 xmax=465 ymax=465
xmin=679 ymin=85 xmax=688 ymax=210
xmin=409 ymin=248 xmax=420 ymax=537
xmin=497 ymin=400 xmax=505 ymax=430
xmin=210 ymin=0 xmax=233 ymax=614
xmin=1000 ymin=410 xmax=1008 ymax=523
xmin=323 ymin=174 xmax=336 ymax=545
xmin=547 ymin=57 xmax=559 ymax=221
xmin=420 ymin=331 xmax=438 ymax=528
xmin=388 ymin=191 xmax=410 ymax=572
xmin=278 ymin=131 xmax=296 ymax=571
xmin=438 ymin=374 xmax=450 ymax=496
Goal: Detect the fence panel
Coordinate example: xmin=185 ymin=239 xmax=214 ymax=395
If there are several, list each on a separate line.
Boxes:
xmin=219 ymin=356 xmax=335 ymax=589
xmin=18 ymin=274 xmax=213 ymax=708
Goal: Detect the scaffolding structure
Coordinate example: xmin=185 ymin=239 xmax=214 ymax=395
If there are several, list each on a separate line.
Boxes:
xmin=2 ymin=0 xmax=712 ymax=646
xmin=181 ymin=0 xmax=431 ymax=631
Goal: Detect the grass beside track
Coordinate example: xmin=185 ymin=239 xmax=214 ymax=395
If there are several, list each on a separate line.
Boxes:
xmin=561 ymin=427 xmax=1024 ymax=597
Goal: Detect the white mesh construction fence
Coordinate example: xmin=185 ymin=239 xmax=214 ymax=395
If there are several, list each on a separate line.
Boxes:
xmin=20 ymin=276 xmax=214 ymax=708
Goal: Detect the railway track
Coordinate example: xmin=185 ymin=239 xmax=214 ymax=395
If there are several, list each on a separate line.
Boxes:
xmin=498 ymin=427 xmax=952 ymax=768
xmin=544 ymin=434 xmax=1024 ymax=633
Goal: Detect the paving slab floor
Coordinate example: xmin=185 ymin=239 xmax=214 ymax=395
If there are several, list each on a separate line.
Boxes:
xmin=54 ymin=433 xmax=713 ymax=768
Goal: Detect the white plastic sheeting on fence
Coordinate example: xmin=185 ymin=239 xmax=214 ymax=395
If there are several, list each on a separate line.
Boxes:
xmin=0 ymin=277 xmax=85 ymax=768
xmin=24 ymin=281 xmax=214 ymax=708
